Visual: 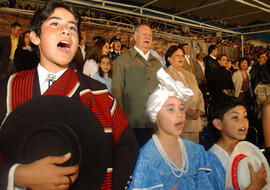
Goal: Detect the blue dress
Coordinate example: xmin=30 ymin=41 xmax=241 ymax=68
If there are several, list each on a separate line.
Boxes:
xmin=128 ymin=138 xmax=225 ymax=190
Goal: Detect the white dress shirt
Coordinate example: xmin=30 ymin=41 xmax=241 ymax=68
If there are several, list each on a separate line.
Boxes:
xmin=210 ymin=55 xmax=216 ymax=60
xmin=208 ymin=143 xmax=229 ymax=170
xmin=7 ymin=64 xmax=67 ymax=190
xmin=38 ymin=64 xmax=67 ymax=94
xmin=134 ymin=46 xmax=150 ymax=61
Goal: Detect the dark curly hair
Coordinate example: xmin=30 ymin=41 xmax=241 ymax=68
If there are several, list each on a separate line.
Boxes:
xmin=29 ymin=0 xmax=81 ymax=41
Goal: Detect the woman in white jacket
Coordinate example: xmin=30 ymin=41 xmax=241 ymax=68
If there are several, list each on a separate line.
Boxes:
xmin=232 ymin=58 xmax=250 ymax=104
xmin=83 ymin=38 xmax=110 ymax=77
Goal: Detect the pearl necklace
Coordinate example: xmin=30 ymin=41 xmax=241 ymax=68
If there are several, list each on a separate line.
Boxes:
xmin=153 ymin=134 xmax=188 ymax=178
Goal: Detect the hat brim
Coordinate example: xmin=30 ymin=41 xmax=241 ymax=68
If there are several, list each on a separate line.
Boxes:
xmin=225 ymin=141 xmax=270 ymax=190
xmin=0 ymin=95 xmax=109 ymax=189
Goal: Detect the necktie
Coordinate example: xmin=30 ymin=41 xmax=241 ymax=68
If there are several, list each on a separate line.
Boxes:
xmin=47 ymin=73 xmax=56 ymax=88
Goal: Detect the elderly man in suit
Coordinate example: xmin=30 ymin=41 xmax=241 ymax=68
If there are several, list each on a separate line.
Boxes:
xmin=112 ymin=24 xmax=162 ymax=147
xmin=0 ymin=22 xmax=22 ymax=79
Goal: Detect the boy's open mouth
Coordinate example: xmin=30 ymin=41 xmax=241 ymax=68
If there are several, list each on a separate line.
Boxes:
xmin=239 ymin=128 xmax=247 ymax=133
xmin=57 ymin=41 xmax=70 ymax=49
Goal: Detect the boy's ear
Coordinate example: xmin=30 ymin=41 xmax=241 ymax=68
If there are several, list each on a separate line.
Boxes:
xmin=212 ymin=119 xmax=222 ymax=130
xmin=30 ymin=31 xmax=40 ymax=46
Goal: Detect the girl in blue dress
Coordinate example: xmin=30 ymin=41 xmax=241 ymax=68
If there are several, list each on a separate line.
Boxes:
xmin=128 ymin=68 xmax=225 ymax=190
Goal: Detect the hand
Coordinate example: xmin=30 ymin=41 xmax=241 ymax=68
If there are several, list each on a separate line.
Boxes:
xmin=246 ymin=163 xmax=267 ymax=190
xmin=14 ymin=153 xmax=79 ymax=190
xmin=186 ymin=109 xmax=200 ymax=120
xmin=259 ymin=97 xmax=266 ymax=105
xmin=194 ymin=109 xmax=201 ymax=120
xmin=186 ymin=108 xmax=196 ymax=120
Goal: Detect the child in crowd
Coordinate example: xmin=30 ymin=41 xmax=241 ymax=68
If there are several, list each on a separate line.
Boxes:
xmin=128 ymin=68 xmax=225 ymax=190
xmin=91 ymin=55 xmax=112 ymax=93
xmin=0 ymin=0 xmax=139 ymax=189
xmin=208 ymin=94 xmax=267 ymax=189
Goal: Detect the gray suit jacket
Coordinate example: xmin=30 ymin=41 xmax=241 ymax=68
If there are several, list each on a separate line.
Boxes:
xmin=183 ymin=56 xmax=195 ymax=74
xmin=194 ymin=60 xmax=205 ymax=85
xmin=112 ymin=47 xmax=162 ymax=129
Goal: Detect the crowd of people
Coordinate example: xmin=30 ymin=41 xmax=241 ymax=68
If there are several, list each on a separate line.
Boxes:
xmin=1 ymin=0 xmax=270 ymax=189
xmin=2 ymin=0 xmax=270 ymax=54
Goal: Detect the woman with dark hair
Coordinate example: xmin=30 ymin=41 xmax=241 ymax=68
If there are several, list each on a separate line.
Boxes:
xmin=165 ymin=45 xmax=204 ymax=143
xmin=83 ymin=38 xmax=110 ymax=77
xmin=14 ymin=30 xmax=39 ymax=72
xmin=232 ymin=58 xmax=250 ymax=104
xmin=216 ymin=54 xmax=235 ymax=96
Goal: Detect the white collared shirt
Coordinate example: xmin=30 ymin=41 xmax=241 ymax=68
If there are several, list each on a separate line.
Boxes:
xmin=210 ymin=55 xmax=216 ymax=60
xmin=134 ymin=46 xmax=150 ymax=61
xmin=38 ymin=64 xmax=68 ymax=94
xmin=209 ymin=143 xmax=229 ymax=170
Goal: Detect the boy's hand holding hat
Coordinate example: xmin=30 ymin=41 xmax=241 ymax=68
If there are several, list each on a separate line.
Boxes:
xmin=0 ymin=95 xmax=109 ymax=189
xmin=225 ymin=141 xmax=269 ymax=190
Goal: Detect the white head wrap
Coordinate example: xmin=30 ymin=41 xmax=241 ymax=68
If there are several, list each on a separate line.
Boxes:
xmin=146 ymin=68 xmax=194 ymax=123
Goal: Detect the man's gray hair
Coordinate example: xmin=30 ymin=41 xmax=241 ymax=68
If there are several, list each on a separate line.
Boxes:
xmin=134 ymin=23 xmax=151 ymax=34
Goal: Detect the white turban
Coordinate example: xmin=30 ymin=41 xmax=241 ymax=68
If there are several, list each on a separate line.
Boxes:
xmin=146 ymin=68 xmax=194 ymax=123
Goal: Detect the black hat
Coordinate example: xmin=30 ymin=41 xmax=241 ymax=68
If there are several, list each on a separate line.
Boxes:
xmin=110 ymin=35 xmax=121 ymax=44
xmin=0 ymin=95 xmax=109 ymax=189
